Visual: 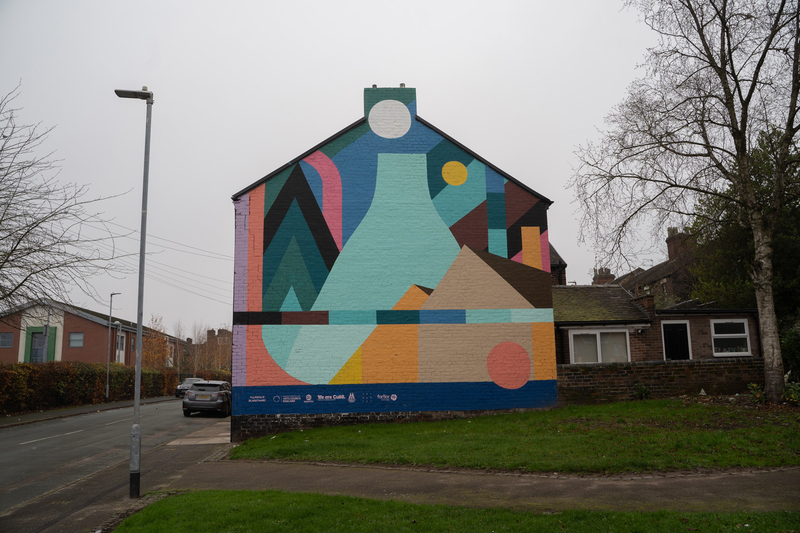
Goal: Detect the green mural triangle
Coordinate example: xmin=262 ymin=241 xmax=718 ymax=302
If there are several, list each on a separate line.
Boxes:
xmin=280 ymin=286 xmax=303 ymax=311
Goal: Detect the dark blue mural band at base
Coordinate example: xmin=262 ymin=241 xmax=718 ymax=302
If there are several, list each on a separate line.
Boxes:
xmin=234 ymin=380 xmax=558 ymax=416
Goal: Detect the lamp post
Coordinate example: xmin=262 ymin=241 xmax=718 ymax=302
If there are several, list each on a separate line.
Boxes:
xmin=106 ymin=292 xmax=121 ymax=402
xmin=115 ymin=86 xmax=153 ymax=499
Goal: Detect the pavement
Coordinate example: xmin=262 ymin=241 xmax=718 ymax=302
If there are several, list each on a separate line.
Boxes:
xmin=1 ymin=401 xmax=799 ymax=532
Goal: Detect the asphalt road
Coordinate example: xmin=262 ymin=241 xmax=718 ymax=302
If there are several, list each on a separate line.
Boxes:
xmin=0 ymin=398 xmax=223 ymax=515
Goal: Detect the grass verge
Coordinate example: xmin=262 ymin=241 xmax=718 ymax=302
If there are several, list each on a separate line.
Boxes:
xmin=229 ymin=399 xmax=800 ymax=474
xmin=114 ymin=490 xmax=800 ymax=532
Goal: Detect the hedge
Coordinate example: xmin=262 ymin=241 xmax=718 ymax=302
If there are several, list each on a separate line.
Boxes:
xmin=0 ymin=361 xmax=181 ymax=415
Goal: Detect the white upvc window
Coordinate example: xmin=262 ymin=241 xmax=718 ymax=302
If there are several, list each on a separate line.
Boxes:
xmin=569 ymin=329 xmax=630 ymax=364
xmin=711 ymin=319 xmax=752 ymax=356
xmin=68 ymin=332 xmax=84 ymax=348
xmin=0 ymin=332 xmax=13 ymax=348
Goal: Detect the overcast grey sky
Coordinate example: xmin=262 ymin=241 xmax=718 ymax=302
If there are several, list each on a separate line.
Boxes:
xmin=0 ymin=0 xmax=657 ymax=335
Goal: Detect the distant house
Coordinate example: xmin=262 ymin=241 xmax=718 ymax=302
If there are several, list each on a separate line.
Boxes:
xmin=595 ymin=227 xmax=696 ymax=306
xmin=230 ymin=86 xmax=558 ymax=437
xmin=0 ymin=300 xmax=184 ymax=367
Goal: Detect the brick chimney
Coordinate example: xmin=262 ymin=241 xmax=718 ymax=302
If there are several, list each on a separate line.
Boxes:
xmin=666 ymin=227 xmax=691 ymax=261
xmin=593 ymin=267 xmax=616 ymax=285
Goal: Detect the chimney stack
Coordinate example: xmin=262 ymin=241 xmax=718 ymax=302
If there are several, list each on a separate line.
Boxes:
xmin=593 ymin=267 xmax=616 ymax=285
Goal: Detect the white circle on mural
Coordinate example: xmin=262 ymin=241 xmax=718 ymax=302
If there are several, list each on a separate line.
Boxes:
xmin=368 ymin=99 xmax=411 ymax=139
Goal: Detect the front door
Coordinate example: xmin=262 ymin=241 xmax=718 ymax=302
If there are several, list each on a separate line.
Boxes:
xmin=663 ymin=322 xmax=691 ymax=360
xmin=31 ymin=332 xmax=46 ymax=363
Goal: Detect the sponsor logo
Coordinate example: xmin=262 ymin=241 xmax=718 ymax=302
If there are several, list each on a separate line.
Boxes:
xmin=281 ymin=395 xmax=302 ymax=403
xmin=376 ymin=394 xmax=397 ymax=402
xmin=249 ymin=395 xmax=267 ymax=403
xmin=348 ymin=393 xmax=355 ymax=403
xmin=317 ymin=394 xmax=346 ymax=401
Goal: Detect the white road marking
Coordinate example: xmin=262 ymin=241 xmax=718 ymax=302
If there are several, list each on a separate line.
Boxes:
xmin=19 ymin=429 xmax=84 ymax=445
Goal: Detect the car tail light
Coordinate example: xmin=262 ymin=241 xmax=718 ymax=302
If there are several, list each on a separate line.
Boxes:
xmin=186 ymin=392 xmax=195 ymax=400
xmin=211 ymin=392 xmax=219 ymax=400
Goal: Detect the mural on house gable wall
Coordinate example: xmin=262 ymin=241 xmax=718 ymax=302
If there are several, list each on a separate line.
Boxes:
xmin=232 ymin=88 xmax=557 ymax=415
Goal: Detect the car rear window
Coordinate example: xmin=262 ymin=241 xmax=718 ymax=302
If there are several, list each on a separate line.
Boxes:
xmin=190 ymin=383 xmax=221 ymax=391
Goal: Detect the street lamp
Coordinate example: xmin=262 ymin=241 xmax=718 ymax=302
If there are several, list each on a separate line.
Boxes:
xmin=106 ymin=292 xmax=121 ymax=402
xmin=115 ymin=86 xmax=153 ymax=499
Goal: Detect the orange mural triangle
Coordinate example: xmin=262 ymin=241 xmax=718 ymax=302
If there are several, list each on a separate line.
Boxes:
xmin=329 ymin=347 xmax=363 ymax=384
xmin=392 ymin=284 xmax=433 ymax=310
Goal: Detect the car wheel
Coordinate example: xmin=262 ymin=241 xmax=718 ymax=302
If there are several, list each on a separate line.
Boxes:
xmin=183 ymin=409 xmax=191 ymax=417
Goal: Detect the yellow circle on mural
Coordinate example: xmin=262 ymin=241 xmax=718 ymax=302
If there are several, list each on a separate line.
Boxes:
xmin=442 ymin=161 xmax=468 ymax=186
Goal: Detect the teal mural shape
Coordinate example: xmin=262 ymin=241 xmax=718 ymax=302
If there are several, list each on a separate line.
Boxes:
xmin=262 ymin=324 xmax=302 ymax=368
xmin=432 ymin=159 xmax=487 ymax=226
xmin=283 ymin=325 xmax=376 ymax=384
xmin=312 ymin=153 xmax=461 ymax=311
xmin=426 ymin=139 xmax=475 ymax=199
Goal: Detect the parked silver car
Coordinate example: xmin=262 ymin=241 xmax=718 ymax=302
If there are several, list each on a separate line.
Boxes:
xmin=175 ymin=377 xmax=204 ymax=398
xmin=182 ymin=380 xmax=232 ymax=417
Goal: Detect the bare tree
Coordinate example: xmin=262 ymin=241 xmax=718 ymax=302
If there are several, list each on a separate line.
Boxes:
xmin=190 ymin=321 xmax=210 ymax=375
xmin=142 ymin=314 xmax=169 ymax=369
xmin=0 ymin=85 xmax=122 ymax=318
xmin=571 ymin=0 xmax=800 ymax=401
xmin=172 ymin=319 xmax=188 ymax=375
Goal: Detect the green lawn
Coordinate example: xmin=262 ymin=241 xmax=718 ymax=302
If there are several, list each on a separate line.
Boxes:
xmin=115 ymin=490 xmax=800 ymax=533
xmin=230 ymin=399 xmax=800 ymax=474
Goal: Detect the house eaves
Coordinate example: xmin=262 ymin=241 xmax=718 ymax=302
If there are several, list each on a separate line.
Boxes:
xmin=231 ymin=115 xmax=553 ymax=206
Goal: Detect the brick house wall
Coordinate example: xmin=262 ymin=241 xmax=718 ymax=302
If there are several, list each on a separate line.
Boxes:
xmin=61 ymin=312 xmax=111 ymax=364
xmin=0 ymin=314 xmax=22 ymax=364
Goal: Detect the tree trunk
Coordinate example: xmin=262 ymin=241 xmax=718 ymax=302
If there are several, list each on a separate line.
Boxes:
xmin=751 ymin=227 xmax=784 ymax=402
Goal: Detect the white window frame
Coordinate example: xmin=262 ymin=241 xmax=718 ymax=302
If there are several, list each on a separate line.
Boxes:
xmin=568 ymin=329 xmax=631 ymax=364
xmin=710 ymin=319 xmax=752 ymax=356
xmin=0 ymin=332 xmax=13 ymax=348
xmin=68 ymin=332 xmax=84 ymax=348
xmin=661 ymin=320 xmax=692 ymax=361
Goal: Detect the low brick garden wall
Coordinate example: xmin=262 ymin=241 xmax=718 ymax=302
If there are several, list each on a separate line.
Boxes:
xmin=557 ymin=357 xmax=765 ymax=404
xmin=231 ymin=407 xmax=545 ymax=442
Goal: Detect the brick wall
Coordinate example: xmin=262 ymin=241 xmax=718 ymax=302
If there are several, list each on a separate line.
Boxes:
xmin=557 ymin=357 xmax=764 ymax=404
xmin=0 ymin=313 xmax=22 ymax=364
xmin=231 ymin=406 xmax=548 ymax=442
xmin=62 ymin=312 xmax=112 ymax=364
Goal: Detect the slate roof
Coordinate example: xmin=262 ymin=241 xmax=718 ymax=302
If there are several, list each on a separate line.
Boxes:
xmin=1 ymin=300 xmax=183 ymax=343
xmin=552 ymin=285 xmax=650 ymax=325
xmin=549 ymin=244 xmax=567 ymax=267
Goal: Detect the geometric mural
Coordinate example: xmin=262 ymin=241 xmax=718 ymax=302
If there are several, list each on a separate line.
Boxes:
xmin=232 ymin=87 xmax=557 ymax=415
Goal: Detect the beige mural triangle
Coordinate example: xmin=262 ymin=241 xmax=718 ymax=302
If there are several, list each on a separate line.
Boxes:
xmin=329 ymin=347 xmax=363 ymax=384
xmin=421 ymin=246 xmax=535 ymax=310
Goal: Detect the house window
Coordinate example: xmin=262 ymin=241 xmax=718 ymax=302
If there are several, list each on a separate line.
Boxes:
xmin=131 ymin=337 xmax=135 ymax=351
xmin=117 ymin=334 xmax=125 ymax=352
xmin=0 ymin=332 xmax=12 ymax=348
xmin=711 ymin=319 xmax=751 ymax=356
xmin=569 ymin=330 xmax=630 ymax=364
xmin=68 ymin=332 xmax=84 ymax=348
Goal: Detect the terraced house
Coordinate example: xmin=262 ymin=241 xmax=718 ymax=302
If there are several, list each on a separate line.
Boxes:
xmin=230 ymin=86 xmax=558 ymax=438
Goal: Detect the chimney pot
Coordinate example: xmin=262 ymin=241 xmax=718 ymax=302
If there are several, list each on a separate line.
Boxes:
xmin=372 ymin=84 xmax=377 ymax=88
xmin=400 ymin=83 xmax=405 ymax=88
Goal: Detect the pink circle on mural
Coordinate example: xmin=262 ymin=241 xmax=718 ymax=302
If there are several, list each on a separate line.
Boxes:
xmin=486 ymin=342 xmax=531 ymax=389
